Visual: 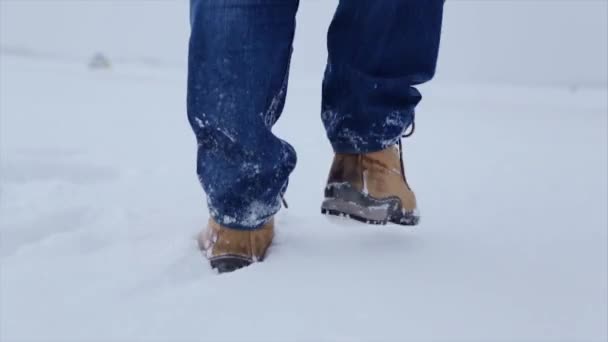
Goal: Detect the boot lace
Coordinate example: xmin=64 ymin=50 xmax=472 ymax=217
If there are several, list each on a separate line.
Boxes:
xmin=397 ymin=120 xmax=415 ymax=182
xmin=280 ymin=195 xmax=289 ymax=209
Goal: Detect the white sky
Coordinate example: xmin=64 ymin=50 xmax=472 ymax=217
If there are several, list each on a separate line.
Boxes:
xmin=1 ymin=0 xmax=606 ymax=86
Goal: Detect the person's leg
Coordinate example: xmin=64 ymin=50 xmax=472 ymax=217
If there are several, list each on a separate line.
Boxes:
xmin=322 ymin=0 xmax=444 ymax=153
xmin=321 ymin=0 xmax=444 ymax=225
xmin=188 ymin=0 xmax=299 ymax=231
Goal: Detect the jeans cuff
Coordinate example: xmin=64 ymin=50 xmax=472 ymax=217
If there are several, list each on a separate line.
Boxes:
xmin=330 ymin=134 xmax=401 ymax=154
xmin=209 ymin=204 xmax=279 ymax=231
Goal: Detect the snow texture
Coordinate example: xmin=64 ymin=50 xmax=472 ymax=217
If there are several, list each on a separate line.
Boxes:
xmin=1 ymin=52 xmax=606 ymax=342
xmin=1 ymin=2 xmax=607 ymax=342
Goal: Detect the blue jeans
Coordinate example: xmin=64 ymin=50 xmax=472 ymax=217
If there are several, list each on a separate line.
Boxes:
xmin=188 ymin=0 xmax=444 ymax=230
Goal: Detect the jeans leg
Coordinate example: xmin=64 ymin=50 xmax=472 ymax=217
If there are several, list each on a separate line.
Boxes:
xmin=322 ymin=0 xmax=444 ymax=153
xmin=188 ymin=0 xmax=299 ymax=230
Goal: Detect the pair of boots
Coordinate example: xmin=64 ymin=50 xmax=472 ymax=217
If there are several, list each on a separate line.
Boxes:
xmin=198 ymin=145 xmax=418 ymax=273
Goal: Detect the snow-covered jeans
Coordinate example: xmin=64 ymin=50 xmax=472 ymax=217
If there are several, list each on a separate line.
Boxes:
xmin=187 ymin=0 xmax=444 ymax=230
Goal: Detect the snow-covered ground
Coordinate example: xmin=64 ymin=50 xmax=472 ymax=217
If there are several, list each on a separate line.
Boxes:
xmin=1 ymin=49 xmax=607 ymax=341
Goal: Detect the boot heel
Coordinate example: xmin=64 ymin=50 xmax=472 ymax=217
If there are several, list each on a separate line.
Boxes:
xmin=321 ymin=183 xmax=401 ymax=225
xmin=321 ymin=204 xmax=389 ymax=225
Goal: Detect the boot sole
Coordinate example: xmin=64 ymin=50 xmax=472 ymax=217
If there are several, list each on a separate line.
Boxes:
xmin=321 ymin=183 xmax=420 ymax=226
xmin=209 ymin=255 xmax=253 ymax=273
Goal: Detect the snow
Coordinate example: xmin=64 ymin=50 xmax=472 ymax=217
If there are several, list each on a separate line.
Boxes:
xmin=1 ymin=51 xmax=606 ymax=342
xmin=1 ymin=2 xmax=607 ymax=342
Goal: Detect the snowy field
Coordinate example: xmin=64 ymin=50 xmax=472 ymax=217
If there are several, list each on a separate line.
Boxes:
xmin=1 ymin=52 xmax=607 ymax=342
xmin=1 ymin=2 xmax=607 ymax=342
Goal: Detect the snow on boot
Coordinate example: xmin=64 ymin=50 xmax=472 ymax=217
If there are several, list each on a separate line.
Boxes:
xmin=198 ymin=218 xmax=274 ymax=273
xmin=321 ymin=146 xmax=419 ymax=226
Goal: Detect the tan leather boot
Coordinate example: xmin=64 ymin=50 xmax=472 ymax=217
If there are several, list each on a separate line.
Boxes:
xmin=321 ymin=145 xmax=419 ymax=225
xmin=198 ymin=218 xmax=274 ymax=273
